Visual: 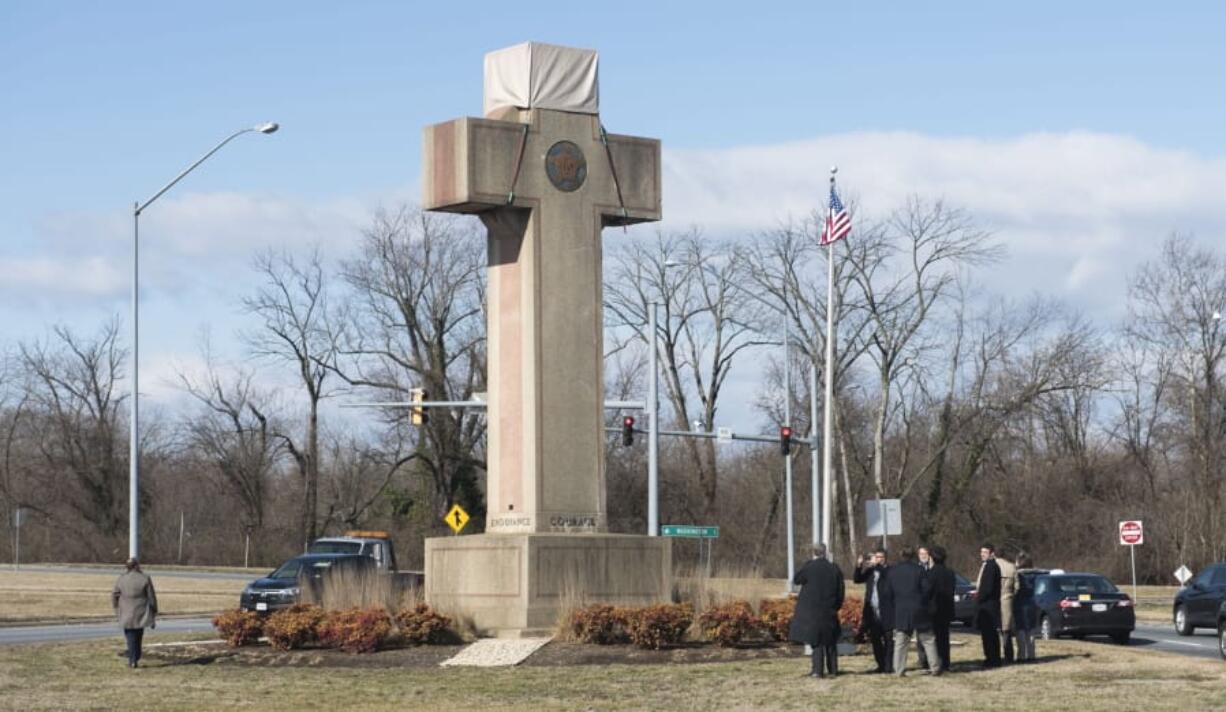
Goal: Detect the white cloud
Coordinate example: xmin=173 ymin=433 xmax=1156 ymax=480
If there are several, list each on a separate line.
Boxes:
xmin=8 ymin=129 xmax=1226 ymax=348
xmin=662 ymin=131 xmax=1226 ymax=316
xmin=0 ymin=255 xmax=125 ymax=298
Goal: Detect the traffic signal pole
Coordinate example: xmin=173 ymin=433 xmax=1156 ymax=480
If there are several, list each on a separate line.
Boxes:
xmin=783 ymin=313 xmax=795 ymax=589
xmin=648 ymin=302 xmax=660 ymax=537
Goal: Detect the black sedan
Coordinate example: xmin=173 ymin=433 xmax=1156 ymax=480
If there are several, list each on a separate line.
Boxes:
xmin=1029 ymin=570 xmax=1135 ymax=644
xmin=240 ymin=553 xmax=374 ymax=613
xmin=1218 ymin=601 xmax=1226 ymax=660
xmin=1173 ymin=562 xmax=1226 ymax=636
xmin=953 ymin=573 xmax=976 ymax=626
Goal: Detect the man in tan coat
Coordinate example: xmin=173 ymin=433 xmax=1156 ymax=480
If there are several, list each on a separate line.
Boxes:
xmin=112 ymin=558 xmax=157 ymax=668
xmin=997 ymin=549 xmax=1017 ymax=664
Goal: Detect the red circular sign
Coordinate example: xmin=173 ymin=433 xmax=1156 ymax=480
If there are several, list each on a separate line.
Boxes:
xmin=1119 ymin=520 xmax=1143 ymax=545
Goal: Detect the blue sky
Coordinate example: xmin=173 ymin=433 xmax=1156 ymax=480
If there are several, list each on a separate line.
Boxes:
xmin=3 ymin=1 xmax=1226 ymax=427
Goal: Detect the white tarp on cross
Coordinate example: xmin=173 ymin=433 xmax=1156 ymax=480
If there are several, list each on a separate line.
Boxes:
xmin=483 ymin=42 xmax=599 ymax=117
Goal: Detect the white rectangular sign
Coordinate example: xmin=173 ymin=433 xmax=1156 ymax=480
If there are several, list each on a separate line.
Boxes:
xmin=865 ymin=499 xmax=902 ymax=537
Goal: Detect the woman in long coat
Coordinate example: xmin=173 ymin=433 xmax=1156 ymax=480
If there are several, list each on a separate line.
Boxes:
xmin=112 ymin=558 xmax=158 ymax=668
xmin=789 ymin=545 xmax=845 ymax=678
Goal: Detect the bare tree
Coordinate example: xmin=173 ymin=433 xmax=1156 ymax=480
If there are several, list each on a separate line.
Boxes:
xmin=1125 ymin=234 xmax=1226 ymax=562
xmin=1109 ymin=339 xmax=1175 ymax=499
xmin=18 ymin=322 xmax=129 ymax=556
xmin=177 ymin=349 xmax=282 ymax=561
xmin=334 ymin=206 xmax=488 ymax=526
xmin=849 ymin=197 xmax=1001 ymax=504
xmin=605 ymin=229 xmax=761 ymax=517
xmin=318 ymin=429 xmax=417 ymax=531
xmin=243 ymin=249 xmax=336 ymax=547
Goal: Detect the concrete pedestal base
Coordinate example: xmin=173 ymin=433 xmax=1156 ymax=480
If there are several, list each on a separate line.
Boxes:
xmin=425 ymin=533 xmax=672 ymax=637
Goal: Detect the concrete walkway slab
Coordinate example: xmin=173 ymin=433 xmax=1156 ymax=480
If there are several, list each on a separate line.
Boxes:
xmin=440 ymin=637 xmax=551 ymax=667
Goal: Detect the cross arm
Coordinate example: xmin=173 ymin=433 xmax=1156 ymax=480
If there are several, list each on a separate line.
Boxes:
xmin=600 ymin=132 xmax=661 ymax=226
xmin=423 ymin=117 xmax=528 ymax=213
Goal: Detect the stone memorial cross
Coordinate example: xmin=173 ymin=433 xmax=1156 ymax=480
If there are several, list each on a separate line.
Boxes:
xmin=423 ymin=43 xmax=661 ymax=535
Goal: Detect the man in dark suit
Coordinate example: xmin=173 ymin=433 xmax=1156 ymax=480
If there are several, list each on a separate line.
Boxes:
xmin=975 ymin=542 xmax=1003 ymax=668
xmin=884 ymin=546 xmax=941 ymax=676
xmin=925 ymin=546 xmax=957 ymax=672
xmin=789 ymin=544 xmax=846 ymax=678
xmin=853 ymin=547 xmax=893 ymax=673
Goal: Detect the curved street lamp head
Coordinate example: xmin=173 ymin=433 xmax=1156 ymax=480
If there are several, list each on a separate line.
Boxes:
xmin=255 ymin=122 xmax=279 ymax=134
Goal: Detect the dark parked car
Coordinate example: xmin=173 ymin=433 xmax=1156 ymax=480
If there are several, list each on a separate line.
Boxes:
xmin=1030 ymin=571 xmax=1135 ymax=644
xmin=240 ymin=553 xmax=375 ymax=613
xmin=954 ymin=573 xmax=976 ymax=626
xmin=1173 ymin=562 xmax=1226 ymax=636
xmin=1217 ymin=601 xmax=1226 ymax=661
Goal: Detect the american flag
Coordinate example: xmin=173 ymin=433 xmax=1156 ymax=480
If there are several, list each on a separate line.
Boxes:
xmin=819 ymin=185 xmax=851 ymax=246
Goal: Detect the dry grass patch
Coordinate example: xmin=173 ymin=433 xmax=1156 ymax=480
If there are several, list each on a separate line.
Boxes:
xmin=1131 ymin=585 xmax=1178 ymax=624
xmin=2 ymin=631 xmax=1222 ymax=711
xmin=674 ymin=562 xmax=788 ymax=612
xmin=0 ymin=571 xmax=245 ymax=623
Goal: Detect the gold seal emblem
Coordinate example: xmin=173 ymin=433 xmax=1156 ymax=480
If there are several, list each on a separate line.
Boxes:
xmin=545 ymin=141 xmax=587 ymax=192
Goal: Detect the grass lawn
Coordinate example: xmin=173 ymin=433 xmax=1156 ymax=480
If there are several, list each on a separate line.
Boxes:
xmin=1130 ymin=585 xmax=1178 ymax=624
xmin=0 ymin=631 xmax=1222 ymax=711
xmin=0 ymin=571 xmax=246 ymax=623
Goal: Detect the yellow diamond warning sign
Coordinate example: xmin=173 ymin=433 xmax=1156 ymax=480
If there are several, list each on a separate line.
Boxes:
xmin=444 ymin=504 xmax=470 ymax=534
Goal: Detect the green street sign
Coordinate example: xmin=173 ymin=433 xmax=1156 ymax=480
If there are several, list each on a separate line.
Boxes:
xmin=660 ymin=525 xmax=719 ymax=538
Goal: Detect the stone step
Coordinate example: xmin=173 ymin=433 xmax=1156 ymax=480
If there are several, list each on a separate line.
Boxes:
xmin=440 ymin=637 xmax=552 ymax=667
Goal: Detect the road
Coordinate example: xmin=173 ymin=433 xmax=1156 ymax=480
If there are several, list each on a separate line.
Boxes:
xmin=9 ymin=565 xmax=261 ymax=581
xmin=0 ymin=617 xmax=216 ymax=646
xmin=1112 ymin=622 xmax=1222 ymax=660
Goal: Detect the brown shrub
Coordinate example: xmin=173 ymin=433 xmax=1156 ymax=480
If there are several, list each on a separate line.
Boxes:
xmin=318 ymin=607 xmax=393 ymax=654
xmin=757 ymin=597 xmax=796 ymax=642
xmin=212 ymin=609 xmax=263 ymax=647
xmin=625 ymin=603 xmax=693 ymax=650
xmin=697 ymin=599 xmax=762 ymax=647
xmin=263 ymin=604 xmax=326 ymax=651
xmin=567 ymin=604 xmax=631 ymax=645
xmin=839 ymin=596 xmax=864 ymax=641
xmin=395 ymin=603 xmax=454 ymax=645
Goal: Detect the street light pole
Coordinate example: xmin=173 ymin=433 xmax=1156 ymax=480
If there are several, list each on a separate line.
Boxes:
xmin=129 ymin=122 xmax=278 ymax=560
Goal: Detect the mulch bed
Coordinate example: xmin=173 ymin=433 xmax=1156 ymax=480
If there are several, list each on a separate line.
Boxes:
xmin=523 ymin=640 xmax=808 ymax=667
xmin=143 ymin=639 xmax=829 ymax=669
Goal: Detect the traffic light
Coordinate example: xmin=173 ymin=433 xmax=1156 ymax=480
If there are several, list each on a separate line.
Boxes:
xmin=410 ymin=387 xmax=428 ymax=426
xmin=622 ymin=416 xmax=636 ymax=446
xmin=780 ymin=425 xmax=793 ymax=456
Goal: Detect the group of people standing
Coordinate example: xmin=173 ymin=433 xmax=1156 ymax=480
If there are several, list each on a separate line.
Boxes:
xmin=974 ymin=543 xmax=1040 ymax=667
xmin=789 ymin=542 xmax=1039 ymax=678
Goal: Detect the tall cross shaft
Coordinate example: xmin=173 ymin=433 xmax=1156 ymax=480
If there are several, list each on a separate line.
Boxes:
xmin=424 ymin=108 xmax=661 ymax=534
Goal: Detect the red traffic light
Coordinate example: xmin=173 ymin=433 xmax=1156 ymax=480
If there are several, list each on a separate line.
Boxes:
xmin=780 ymin=425 xmax=793 ymax=456
xmin=622 ymin=416 xmax=636 ymax=446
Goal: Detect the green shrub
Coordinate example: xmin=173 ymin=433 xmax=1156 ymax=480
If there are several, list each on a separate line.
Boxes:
xmin=263 ymin=604 xmax=326 ymax=651
xmin=757 ymin=597 xmax=795 ymax=642
xmin=212 ymin=609 xmax=263 ymax=647
xmin=318 ymin=607 xmax=393 ymax=654
xmin=697 ymin=600 xmax=761 ymax=647
xmin=395 ymin=603 xmax=454 ymax=645
xmin=625 ymin=603 xmax=693 ymax=650
xmin=567 ymin=604 xmax=631 ymax=645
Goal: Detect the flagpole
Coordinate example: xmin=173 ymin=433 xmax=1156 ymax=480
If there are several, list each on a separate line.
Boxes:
xmin=821 ymin=167 xmax=838 ymax=552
